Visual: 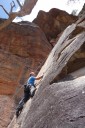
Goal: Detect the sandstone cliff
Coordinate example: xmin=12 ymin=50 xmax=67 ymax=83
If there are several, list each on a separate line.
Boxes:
xmin=0 ymin=21 xmax=51 ymax=95
xmin=0 ymin=20 xmax=51 ymax=128
xmin=8 ymin=15 xmax=85 ymax=128
xmin=33 ymin=8 xmax=78 ymax=43
xmin=0 ymin=4 xmax=85 ymax=128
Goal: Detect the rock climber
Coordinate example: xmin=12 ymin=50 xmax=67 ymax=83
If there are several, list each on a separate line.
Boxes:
xmin=16 ymin=71 xmax=43 ymax=118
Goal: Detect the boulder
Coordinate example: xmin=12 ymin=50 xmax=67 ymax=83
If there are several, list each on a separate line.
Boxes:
xmin=10 ymin=76 xmax=85 ymax=128
xmin=33 ymin=8 xmax=78 ymax=42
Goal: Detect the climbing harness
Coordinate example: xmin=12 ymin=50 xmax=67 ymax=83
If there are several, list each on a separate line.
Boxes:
xmin=12 ymin=59 xmax=45 ymax=99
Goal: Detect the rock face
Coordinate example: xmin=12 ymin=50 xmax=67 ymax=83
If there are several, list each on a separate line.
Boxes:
xmin=33 ymin=8 xmax=78 ymax=42
xmin=0 ymin=21 xmax=51 ymax=95
xmin=8 ymin=16 xmax=85 ymax=128
xmin=9 ymin=76 xmax=85 ymax=128
xmin=38 ymin=17 xmax=85 ymax=84
xmin=0 ymin=20 xmax=51 ymax=128
xmin=0 ymin=95 xmax=15 ymax=128
xmin=0 ymin=6 xmax=85 ymax=128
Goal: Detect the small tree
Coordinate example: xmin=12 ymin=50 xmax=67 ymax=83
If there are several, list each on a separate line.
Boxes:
xmin=71 ymin=9 xmax=78 ymax=16
xmin=0 ymin=0 xmax=84 ymax=31
xmin=0 ymin=0 xmax=38 ymax=30
xmin=67 ymin=0 xmax=79 ymax=4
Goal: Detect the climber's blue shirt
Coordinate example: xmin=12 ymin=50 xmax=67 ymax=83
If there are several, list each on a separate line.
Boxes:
xmin=27 ymin=76 xmax=36 ymax=86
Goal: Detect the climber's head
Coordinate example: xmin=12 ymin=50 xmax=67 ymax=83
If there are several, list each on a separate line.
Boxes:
xmin=30 ymin=71 xmax=35 ymax=76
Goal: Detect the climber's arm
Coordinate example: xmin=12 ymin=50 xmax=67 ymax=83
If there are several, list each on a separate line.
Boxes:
xmin=35 ymin=75 xmax=43 ymax=80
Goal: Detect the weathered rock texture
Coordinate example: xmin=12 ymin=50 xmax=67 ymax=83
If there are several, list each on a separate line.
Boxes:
xmin=33 ymin=8 xmax=78 ymax=42
xmin=9 ymin=76 xmax=85 ymax=128
xmin=0 ymin=21 xmax=51 ymax=95
xmin=38 ymin=17 xmax=85 ymax=84
xmin=0 ymin=20 xmax=51 ymax=128
xmin=8 ymin=16 xmax=85 ymax=128
xmin=0 ymin=95 xmax=15 ymax=128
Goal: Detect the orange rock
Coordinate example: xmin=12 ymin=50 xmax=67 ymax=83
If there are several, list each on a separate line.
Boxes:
xmin=0 ymin=21 xmax=52 ymax=95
